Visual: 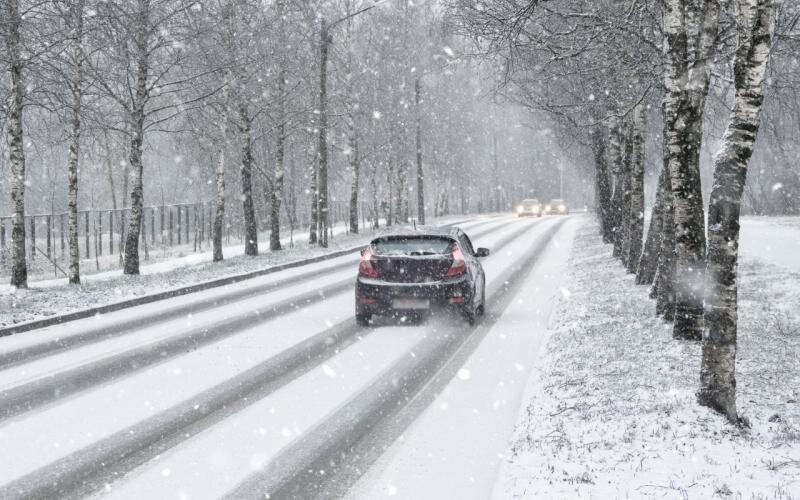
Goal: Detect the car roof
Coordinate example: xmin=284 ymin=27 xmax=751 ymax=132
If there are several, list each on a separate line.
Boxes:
xmin=371 ymin=225 xmax=461 ymax=242
xmin=550 ymin=198 xmax=564 ymax=202
xmin=522 ymin=198 xmax=539 ymax=203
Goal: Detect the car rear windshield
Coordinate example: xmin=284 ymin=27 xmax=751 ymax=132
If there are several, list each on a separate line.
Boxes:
xmin=372 ymin=236 xmax=455 ymax=256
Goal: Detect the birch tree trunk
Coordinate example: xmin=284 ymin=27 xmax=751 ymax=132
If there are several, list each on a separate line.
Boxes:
xmin=654 ymin=109 xmax=677 ymax=319
xmin=239 ymin=104 xmax=258 ymax=256
xmin=370 ymin=164 xmax=379 ymax=229
xmin=699 ymin=0 xmax=779 ymax=423
xmin=67 ymin=0 xmax=86 ymax=285
xmin=637 ymin=166 xmax=668 ymax=285
xmin=395 ymin=163 xmax=407 ymax=223
xmin=6 ymin=0 xmax=27 ymax=288
xmin=348 ymin=121 xmax=360 ymax=234
xmin=607 ymin=118 xmax=624 ymax=257
xmin=591 ymin=124 xmax=613 ymax=243
xmin=386 ymin=162 xmax=394 ymax=227
xmin=626 ymin=105 xmax=646 ymax=274
xmin=270 ymin=68 xmax=286 ymax=251
xmin=617 ymin=119 xmax=633 ymax=262
xmin=213 ymin=123 xmax=226 ymax=262
xmin=316 ymin=20 xmax=331 ymax=248
xmin=662 ymin=0 xmax=723 ymax=340
xmin=415 ymin=77 xmax=425 ymax=224
xmin=122 ymin=2 xmax=150 ymax=275
xmin=654 ymin=190 xmax=677 ymax=320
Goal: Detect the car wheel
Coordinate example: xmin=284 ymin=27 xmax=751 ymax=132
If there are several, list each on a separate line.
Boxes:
xmin=356 ymin=312 xmax=371 ymax=327
xmin=478 ymin=281 xmax=486 ymax=316
xmin=463 ymin=308 xmax=476 ymax=326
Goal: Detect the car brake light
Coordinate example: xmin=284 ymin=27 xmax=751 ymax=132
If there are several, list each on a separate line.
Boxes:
xmin=445 ymin=246 xmax=467 ymax=277
xmin=359 ymin=246 xmax=378 ymax=278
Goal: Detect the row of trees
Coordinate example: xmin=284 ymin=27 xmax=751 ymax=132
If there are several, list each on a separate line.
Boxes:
xmin=2 ymin=0 xmax=580 ymax=288
xmin=454 ymin=0 xmax=790 ymax=424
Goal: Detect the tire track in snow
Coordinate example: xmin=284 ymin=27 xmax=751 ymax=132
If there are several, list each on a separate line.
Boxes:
xmin=0 ymin=217 xmax=518 ymax=423
xmin=0 ymin=217 xmax=499 ymax=369
xmin=0 ymin=216 xmax=541 ymax=500
xmin=225 ymin=218 xmax=569 ymax=500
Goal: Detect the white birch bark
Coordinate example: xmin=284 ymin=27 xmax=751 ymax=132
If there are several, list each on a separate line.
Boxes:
xmin=699 ymin=0 xmax=780 ymax=423
xmin=239 ymin=103 xmax=258 ymax=256
xmin=6 ymin=0 xmax=27 ymax=288
xmin=626 ymin=104 xmax=646 ymax=274
xmin=122 ymin=0 xmax=151 ymax=275
xmin=212 ymin=122 xmax=226 ymax=263
xmin=662 ymin=0 xmax=726 ymax=340
xmin=270 ymin=0 xmax=287 ymax=251
xmin=66 ymin=0 xmax=86 ymax=285
xmin=270 ymin=65 xmax=286 ymax=251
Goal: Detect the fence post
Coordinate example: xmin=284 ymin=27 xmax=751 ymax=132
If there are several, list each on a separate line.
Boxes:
xmin=169 ymin=207 xmax=174 ymax=246
xmin=193 ymin=205 xmax=198 ymax=252
xmin=85 ymin=211 xmax=90 ymax=258
xmin=98 ymin=211 xmax=103 ymax=257
xmin=208 ymin=204 xmax=212 ymax=243
xmin=150 ymin=207 xmax=155 ymax=245
xmin=177 ymin=205 xmax=182 ymax=245
xmin=160 ymin=205 xmax=166 ymax=246
xmin=46 ymin=215 xmax=52 ymax=259
xmin=59 ymin=213 xmax=65 ymax=260
xmin=0 ymin=219 xmax=5 ymax=268
xmin=108 ymin=211 xmax=114 ymax=255
xmin=185 ymin=205 xmax=190 ymax=244
xmin=119 ymin=210 xmax=126 ymax=254
xmin=199 ymin=203 xmax=205 ymax=245
xmin=30 ymin=216 xmax=35 ymax=261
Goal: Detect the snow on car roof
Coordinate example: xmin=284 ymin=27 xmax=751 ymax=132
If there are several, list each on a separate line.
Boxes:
xmin=371 ymin=225 xmax=459 ymax=240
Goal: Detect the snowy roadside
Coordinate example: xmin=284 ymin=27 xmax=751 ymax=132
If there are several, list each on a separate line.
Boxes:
xmin=495 ymin=220 xmax=800 ymax=499
xmin=1 ymin=215 xmax=482 ymax=327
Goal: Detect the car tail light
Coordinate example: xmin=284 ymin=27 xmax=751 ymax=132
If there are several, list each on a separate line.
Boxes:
xmin=445 ymin=246 xmax=467 ymax=277
xmin=448 ymin=291 xmax=465 ymax=304
xmin=359 ymin=246 xmax=378 ymax=278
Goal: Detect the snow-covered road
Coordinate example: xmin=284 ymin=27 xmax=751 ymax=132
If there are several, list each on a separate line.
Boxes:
xmin=0 ymin=214 xmax=578 ymax=499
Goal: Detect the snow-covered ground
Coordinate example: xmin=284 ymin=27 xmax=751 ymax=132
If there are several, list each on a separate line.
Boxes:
xmin=0 ymin=214 xmax=481 ymax=326
xmin=495 ymin=218 xmax=800 ymax=499
xmin=0 ymin=214 xmax=577 ymax=499
xmin=3 ymin=213 xmax=796 ymax=499
xmin=740 ymin=216 xmax=800 ymax=273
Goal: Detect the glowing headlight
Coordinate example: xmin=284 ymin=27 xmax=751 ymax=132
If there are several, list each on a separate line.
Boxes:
xmin=532 ymin=206 xmax=540 ymax=213
xmin=558 ymin=205 xmax=566 ymax=212
xmin=516 ymin=205 xmax=523 ymax=213
xmin=545 ymin=205 xmax=551 ymax=211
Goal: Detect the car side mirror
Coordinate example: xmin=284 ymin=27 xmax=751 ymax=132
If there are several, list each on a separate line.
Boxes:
xmin=476 ymin=247 xmax=490 ymax=258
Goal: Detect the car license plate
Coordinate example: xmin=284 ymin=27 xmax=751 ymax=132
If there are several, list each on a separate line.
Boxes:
xmin=392 ymin=298 xmax=430 ymax=310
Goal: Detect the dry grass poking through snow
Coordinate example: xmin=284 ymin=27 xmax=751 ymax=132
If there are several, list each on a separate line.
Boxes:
xmin=498 ymin=220 xmax=800 ymax=499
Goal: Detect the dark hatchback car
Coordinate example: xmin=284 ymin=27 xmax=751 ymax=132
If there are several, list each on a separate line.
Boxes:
xmin=355 ymin=227 xmax=489 ymax=326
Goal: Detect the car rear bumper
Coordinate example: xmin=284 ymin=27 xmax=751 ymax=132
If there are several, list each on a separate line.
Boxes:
xmin=355 ymin=276 xmax=473 ymax=315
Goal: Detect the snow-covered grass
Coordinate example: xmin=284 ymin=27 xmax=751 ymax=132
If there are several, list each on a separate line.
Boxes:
xmin=496 ymin=220 xmax=800 ymax=499
xmin=0 ymin=215 xmax=484 ymax=327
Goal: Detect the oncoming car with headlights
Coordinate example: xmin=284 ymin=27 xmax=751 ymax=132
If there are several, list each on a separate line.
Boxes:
xmin=544 ymin=198 xmax=569 ymax=215
xmin=515 ymin=198 xmax=542 ymax=217
xmin=355 ymin=227 xmax=489 ymax=326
